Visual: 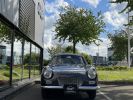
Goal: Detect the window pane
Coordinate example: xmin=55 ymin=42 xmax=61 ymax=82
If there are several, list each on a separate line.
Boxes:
xmin=0 ymin=21 xmax=11 ymax=88
xmin=31 ymin=45 xmax=40 ymax=77
xmin=23 ymin=41 xmax=30 ymax=79
xmin=35 ymin=47 xmax=40 ymax=75
xmin=13 ymin=34 xmax=22 ymax=82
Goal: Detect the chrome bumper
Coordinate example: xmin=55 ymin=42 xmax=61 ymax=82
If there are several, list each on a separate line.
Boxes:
xmin=41 ymin=86 xmax=100 ymax=90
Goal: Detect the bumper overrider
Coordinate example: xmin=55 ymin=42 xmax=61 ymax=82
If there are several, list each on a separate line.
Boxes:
xmin=41 ymin=85 xmax=100 ymax=90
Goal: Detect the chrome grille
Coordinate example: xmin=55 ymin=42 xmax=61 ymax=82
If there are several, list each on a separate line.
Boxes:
xmin=58 ymin=77 xmax=82 ymax=86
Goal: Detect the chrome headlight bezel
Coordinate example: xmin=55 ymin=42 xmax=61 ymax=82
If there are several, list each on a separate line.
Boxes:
xmin=88 ymin=67 xmax=96 ymax=79
xmin=43 ymin=68 xmax=53 ymax=79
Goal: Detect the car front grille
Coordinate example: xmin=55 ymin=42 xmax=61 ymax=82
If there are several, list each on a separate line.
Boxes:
xmin=58 ymin=77 xmax=82 ymax=86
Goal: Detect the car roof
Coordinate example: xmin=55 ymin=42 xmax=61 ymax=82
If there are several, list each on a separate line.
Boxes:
xmin=55 ymin=53 xmax=82 ymax=57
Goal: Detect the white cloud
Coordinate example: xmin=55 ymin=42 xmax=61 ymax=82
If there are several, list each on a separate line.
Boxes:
xmin=44 ymin=0 xmax=69 ymax=59
xmin=104 ymin=1 xmax=128 ymax=29
xmin=82 ymin=0 xmax=101 ymax=8
xmin=45 ymin=0 xmax=68 ymax=15
xmin=104 ymin=10 xmax=127 ymax=28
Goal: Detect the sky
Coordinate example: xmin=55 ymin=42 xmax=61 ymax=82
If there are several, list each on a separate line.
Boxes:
xmin=44 ymin=0 xmax=128 ymax=59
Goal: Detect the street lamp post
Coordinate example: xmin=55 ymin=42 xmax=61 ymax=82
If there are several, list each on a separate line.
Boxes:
xmin=128 ymin=10 xmax=132 ymax=68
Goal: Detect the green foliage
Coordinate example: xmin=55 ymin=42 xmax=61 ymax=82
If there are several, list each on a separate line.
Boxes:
xmin=55 ymin=6 xmax=105 ymax=53
xmin=24 ymin=53 xmax=40 ymax=64
xmin=0 ymin=65 xmax=10 ymax=70
xmin=3 ymin=70 xmax=20 ymax=77
xmin=47 ymin=44 xmax=63 ymax=58
xmin=64 ymin=45 xmax=78 ymax=53
xmin=43 ymin=59 xmax=50 ymax=66
xmin=108 ymin=30 xmax=133 ymax=61
xmin=81 ymin=53 xmax=92 ymax=64
xmin=97 ymin=66 xmax=128 ymax=71
xmin=47 ymin=44 xmax=92 ymax=64
xmin=0 ymin=21 xmax=12 ymax=43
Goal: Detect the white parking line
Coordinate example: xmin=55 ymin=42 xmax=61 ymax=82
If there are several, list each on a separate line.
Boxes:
xmin=98 ymin=90 xmax=113 ymax=100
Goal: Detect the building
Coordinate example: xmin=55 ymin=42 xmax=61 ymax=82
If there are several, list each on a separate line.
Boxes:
xmin=107 ymin=47 xmax=128 ymax=66
xmin=107 ymin=47 xmax=114 ymax=62
xmin=0 ymin=45 xmax=6 ymax=64
xmin=91 ymin=56 xmax=107 ymax=66
xmin=0 ymin=0 xmax=44 ymax=90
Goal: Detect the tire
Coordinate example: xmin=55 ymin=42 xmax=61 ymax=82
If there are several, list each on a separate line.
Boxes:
xmin=41 ymin=88 xmax=51 ymax=99
xmin=41 ymin=88 xmax=46 ymax=99
xmin=87 ymin=90 xmax=96 ymax=100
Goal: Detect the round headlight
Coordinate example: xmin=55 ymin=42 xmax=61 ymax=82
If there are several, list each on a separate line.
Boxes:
xmin=88 ymin=67 xmax=96 ymax=79
xmin=43 ymin=68 xmax=53 ymax=79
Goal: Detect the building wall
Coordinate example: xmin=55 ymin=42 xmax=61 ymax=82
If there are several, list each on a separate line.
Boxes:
xmin=107 ymin=47 xmax=114 ymax=61
xmin=0 ymin=0 xmax=19 ymax=26
xmin=19 ymin=0 xmax=35 ymax=40
xmin=0 ymin=0 xmax=45 ymax=48
xmin=34 ymin=0 xmax=45 ymax=47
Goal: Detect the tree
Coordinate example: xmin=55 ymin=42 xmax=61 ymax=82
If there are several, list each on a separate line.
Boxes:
xmin=47 ymin=44 xmax=92 ymax=64
xmin=55 ymin=6 xmax=105 ymax=53
xmin=43 ymin=59 xmax=50 ymax=66
xmin=47 ymin=44 xmax=63 ymax=58
xmin=108 ymin=30 xmax=133 ymax=61
xmin=64 ymin=45 xmax=78 ymax=53
xmin=81 ymin=53 xmax=92 ymax=64
xmin=111 ymin=0 xmax=133 ymax=25
xmin=0 ymin=21 xmax=12 ymax=43
xmin=24 ymin=53 xmax=40 ymax=64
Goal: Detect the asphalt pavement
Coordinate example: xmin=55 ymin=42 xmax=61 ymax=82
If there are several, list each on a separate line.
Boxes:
xmin=10 ymin=84 xmax=133 ymax=100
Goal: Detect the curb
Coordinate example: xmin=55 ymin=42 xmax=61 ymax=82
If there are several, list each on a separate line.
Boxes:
xmin=0 ymin=79 xmax=36 ymax=100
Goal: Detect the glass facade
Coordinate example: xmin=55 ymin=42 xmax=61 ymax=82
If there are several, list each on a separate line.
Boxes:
xmin=24 ymin=41 xmax=31 ymax=79
xmin=0 ymin=20 xmax=11 ymax=88
xmin=31 ymin=45 xmax=40 ymax=77
xmin=0 ymin=16 xmax=43 ymax=90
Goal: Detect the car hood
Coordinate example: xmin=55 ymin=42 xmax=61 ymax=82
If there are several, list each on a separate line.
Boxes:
xmin=50 ymin=65 xmax=86 ymax=74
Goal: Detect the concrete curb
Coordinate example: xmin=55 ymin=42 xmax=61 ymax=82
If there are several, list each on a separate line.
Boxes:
xmin=0 ymin=79 xmax=36 ymax=100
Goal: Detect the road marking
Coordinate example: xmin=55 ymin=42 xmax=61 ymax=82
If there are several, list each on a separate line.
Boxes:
xmin=98 ymin=90 xmax=113 ymax=100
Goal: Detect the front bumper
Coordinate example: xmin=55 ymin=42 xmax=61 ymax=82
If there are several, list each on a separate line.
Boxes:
xmin=41 ymin=85 xmax=100 ymax=90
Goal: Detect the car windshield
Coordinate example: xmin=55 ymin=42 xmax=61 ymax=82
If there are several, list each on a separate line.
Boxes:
xmin=50 ymin=55 xmax=85 ymax=66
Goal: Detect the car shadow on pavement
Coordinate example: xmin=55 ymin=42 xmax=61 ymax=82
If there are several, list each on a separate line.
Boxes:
xmin=42 ymin=92 xmax=91 ymax=100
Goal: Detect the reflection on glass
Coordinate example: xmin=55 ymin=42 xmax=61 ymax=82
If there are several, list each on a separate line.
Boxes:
xmin=13 ymin=34 xmax=22 ymax=82
xmin=0 ymin=20 xmax=42 ymax=89
xmin=35 ymin=47 xmax=40 ymax=75
xmin=24 ymin=41 xmax=30 ymax=79
xmin=31 ymin=45 xmax=40 ymax=77
xmin=0 ymin=21 xmax=11 ymax=88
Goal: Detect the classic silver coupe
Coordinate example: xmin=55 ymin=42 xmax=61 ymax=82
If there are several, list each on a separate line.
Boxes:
xmin=41 ymin=53 xmax=99 ymax=99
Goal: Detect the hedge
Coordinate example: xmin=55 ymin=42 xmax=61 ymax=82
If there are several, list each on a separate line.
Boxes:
xmin=96 ymin=66 xmax=128 ymax=71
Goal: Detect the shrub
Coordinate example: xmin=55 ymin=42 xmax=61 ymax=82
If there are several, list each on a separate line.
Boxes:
xmin=96 ymin=66 xmax=128 ymax=71
xmin=3 ymin=71 xmax=20 ymax=77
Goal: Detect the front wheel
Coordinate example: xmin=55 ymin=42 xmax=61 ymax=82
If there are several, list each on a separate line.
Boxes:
xmin=41 ymin=88 xmax=46 ymax=99
xmin=87 ymin=90 xmax=96 ymax=100
xmin=41 ymin=88 xmax=51 ymax=99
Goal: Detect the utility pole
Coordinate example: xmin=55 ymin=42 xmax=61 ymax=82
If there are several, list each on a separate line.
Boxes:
xmin=128 ymin=10 xmax=131 ymax=68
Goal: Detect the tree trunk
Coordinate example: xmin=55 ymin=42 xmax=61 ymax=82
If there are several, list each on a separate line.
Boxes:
xmin=73 ymin=40 xmax=76 ymax=53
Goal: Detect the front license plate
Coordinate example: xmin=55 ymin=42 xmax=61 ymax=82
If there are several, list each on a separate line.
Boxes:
xmin=64 ymin=85 xmax=77 ymax=91
xmin=89 ymin=81 xmax=95 ymax=84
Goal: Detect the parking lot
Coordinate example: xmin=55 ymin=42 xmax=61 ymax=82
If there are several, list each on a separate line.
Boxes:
xmin=10 ymin=84 xmax=133 ymax=100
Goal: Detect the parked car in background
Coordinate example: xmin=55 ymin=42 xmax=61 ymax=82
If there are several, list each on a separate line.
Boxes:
xmin=41 ymin=53 xmax=99 ymax=100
